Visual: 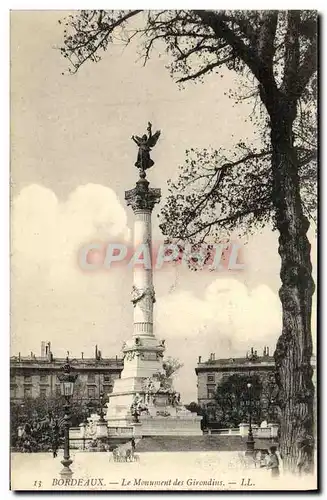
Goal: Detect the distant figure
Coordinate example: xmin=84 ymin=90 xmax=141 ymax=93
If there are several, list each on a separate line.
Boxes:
xmin=131 ymin=437 xmax=136 ymax=459
xmin=52 ymin=446 xmax=58 ymax=458
xmin=266 ymin=446 xmax=280 ymax=477
xmin=126 ymin=449 xmax=132 ymax=462
xmin=254 ymin=450 xmax=261 ymax=468
xmin=112 ymin=448 xmax=119 ymax=462
xmin=296 ymin=437 xmax=313 ymax=475
xmin=260 ymin=450 xmax=269 ymax=468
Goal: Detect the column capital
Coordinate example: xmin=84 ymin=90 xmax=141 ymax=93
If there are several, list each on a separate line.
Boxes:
xmin=125 ymin=178 xmax=161 ymax=213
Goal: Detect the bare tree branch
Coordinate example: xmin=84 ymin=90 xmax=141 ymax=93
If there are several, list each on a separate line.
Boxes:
xmin=177 ymin=57 xmax=233 ymax=82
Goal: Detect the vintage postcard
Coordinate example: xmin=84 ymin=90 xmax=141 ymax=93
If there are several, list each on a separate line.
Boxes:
xmin=10 ymin=9 xmax=318 ymax=491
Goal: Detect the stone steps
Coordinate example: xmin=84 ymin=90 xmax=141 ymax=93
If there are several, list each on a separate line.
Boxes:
xmin=135 ymin=435 xmax=274 ymax=453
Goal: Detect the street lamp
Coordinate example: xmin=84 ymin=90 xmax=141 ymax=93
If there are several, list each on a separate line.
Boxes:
xmin=57 ymin=357 xmax=78 ymax=477
xmin=98 ymin=392 xmax=106 ymax=422
xmin=245 ymin=382 xmax=255 ymax=456
xmin=19 ymin=402 xmax=25 ymax=424
xmin=17 ymin=402 xmax=26 ymax=441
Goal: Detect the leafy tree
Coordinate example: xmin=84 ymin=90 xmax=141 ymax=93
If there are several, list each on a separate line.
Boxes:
xmin=185 ymin=401 xmax=208 ymax=430
xmin=10 ymin=388 xmax=96 ymax=449
xmin=153 ymin=357 xmax=183 ymax=389
xmin=213 ymin=374 xmax=263 ymax=427
xmin=11 ymin=398 xmax=63 ymax=450
xmin=162 ymin=356 xmax=184 ymax=379
xmin=202 ymin=372 xmax=279 ymax=429
xmin=185 ymin=401 xmax=202 ymax=414
xmin=60 ymin=10 xmax=317 ymax=473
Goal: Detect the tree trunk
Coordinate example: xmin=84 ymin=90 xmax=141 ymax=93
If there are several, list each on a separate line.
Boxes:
xmin=271 ymin=101 xmax=315 ymax=474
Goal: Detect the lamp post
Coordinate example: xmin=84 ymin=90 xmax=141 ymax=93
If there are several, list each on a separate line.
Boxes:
xmin=98 ymin=392 xmax=106 ymax=422
xmin=57 ymin=357 xmax=78 ymax=477
xmin=270 ymin=397 xmax=276 ymax=423
xmin=245 ymin=382 xmax=255 ymax=456
xmin=18 ymin=402 xmax=25 ymax=425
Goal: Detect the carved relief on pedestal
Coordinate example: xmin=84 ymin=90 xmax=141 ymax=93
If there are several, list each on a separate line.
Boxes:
xmin=124 ymin=351 xmax=136 ymax=362
xmin=141 ymin=351 xmax=158 ymax=361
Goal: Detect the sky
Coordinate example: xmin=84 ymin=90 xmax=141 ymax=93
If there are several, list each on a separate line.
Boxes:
xmin=10 ymin=11 xmax=317 ymax=402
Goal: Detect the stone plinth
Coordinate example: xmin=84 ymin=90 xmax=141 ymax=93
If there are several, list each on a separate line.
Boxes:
xmin=138 ymin=414 xmax=203 ymax=436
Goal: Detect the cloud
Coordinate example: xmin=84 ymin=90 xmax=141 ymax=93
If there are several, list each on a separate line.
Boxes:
xmin=11 ymin=184 xmax=131 ymax=354
xmin=156 ymin=278 xmax=282 ymax=347
xmin=155 ymin=278 xmax=282 ymax=401
xmin=12 ymin=184 xmax=130 ymax=272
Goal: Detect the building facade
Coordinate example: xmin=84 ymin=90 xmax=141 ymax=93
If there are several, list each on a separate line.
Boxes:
xmin=196 ymin=347 xmax=275 ymax=407
xmin=10 ymin=341 xmax=124 ymax=403
xmin=196 ymin=346 xmax=316 ymax=408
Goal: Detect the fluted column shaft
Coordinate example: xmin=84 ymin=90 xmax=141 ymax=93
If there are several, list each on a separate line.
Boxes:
xmin=125 ymin=177 xmax=161 ymax=338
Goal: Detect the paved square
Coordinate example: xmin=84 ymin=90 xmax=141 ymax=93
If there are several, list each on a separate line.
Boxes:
xmin=10 ymin=451 xmax=316 ymax=491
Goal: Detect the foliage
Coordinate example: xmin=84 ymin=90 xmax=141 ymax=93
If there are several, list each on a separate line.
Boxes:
xmin=185 ymin=401 xmax=208 ymax=430
xmin=10 ymin=393 xmax=97 ymax=449
xmin=214 ymin=374 xmax=262 ymax=427
xmin=151 ymin=357 xmax=183 ymax=391
xmin=204 ymin=373 xmax=279 ymax=428
xmin=162 ymin=357 xmax=184 ymax=379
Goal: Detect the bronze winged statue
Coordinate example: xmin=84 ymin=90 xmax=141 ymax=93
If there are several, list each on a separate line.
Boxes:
xmin=132 ymin=122 xmax=161 ymax=175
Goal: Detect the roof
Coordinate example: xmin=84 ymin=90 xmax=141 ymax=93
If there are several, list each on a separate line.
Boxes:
xmin=199 ymin=355 xmax=274 ymax=365
xmin=10 ymin=356 xmax=124 ymax=370
xmin=195 ymin=354 xmax=316 ymax=374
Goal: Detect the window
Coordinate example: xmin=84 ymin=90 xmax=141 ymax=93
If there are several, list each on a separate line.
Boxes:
xmin=10 ymin=386 xmax=16 ymax=398
xmin=40 ymin=374 xmax=48 ymax=383
xmin=88 ymin=387 xmax=96 ymax=399
xmin=103 ymin=385 xmax=113 ymax=394
xmin=40 ymin=388 xmax=47 ymax=398
xmin=207 ymin=374 xmax=215 ymax=382
xmin=24 ymin=387 xmax=32 ymax=398
xmin=88 ymin=373 xmax=96 ymax=383
xmin=55 ymin=385 xmax=61 ymax=396
xmin=103 ymin=374 xmax=111 ymax=382
xmin=207 ymin=386 xmax=216 ymax=399
xmin=24 ymin=374 xmax=32 ymax=383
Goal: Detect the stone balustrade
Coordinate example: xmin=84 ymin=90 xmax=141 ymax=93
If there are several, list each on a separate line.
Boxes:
xmin=207 ymin=422 xmax=279 ymax=439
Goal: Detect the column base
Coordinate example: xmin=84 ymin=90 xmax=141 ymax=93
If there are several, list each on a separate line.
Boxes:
xmin=60 ymin=459 xmax=73 ymax=477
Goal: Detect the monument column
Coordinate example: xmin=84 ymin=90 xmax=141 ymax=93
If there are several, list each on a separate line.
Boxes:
xmin=125 ymin=175 xmax=161 ymax=338
xmin=116 ymin=122 xmax=164 ymax=379
xmin=105 ymin=123 xmax=202 ymax=436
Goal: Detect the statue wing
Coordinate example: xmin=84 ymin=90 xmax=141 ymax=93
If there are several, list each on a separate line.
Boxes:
xmin=148 ymin=130 xmax=161 ymax=147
